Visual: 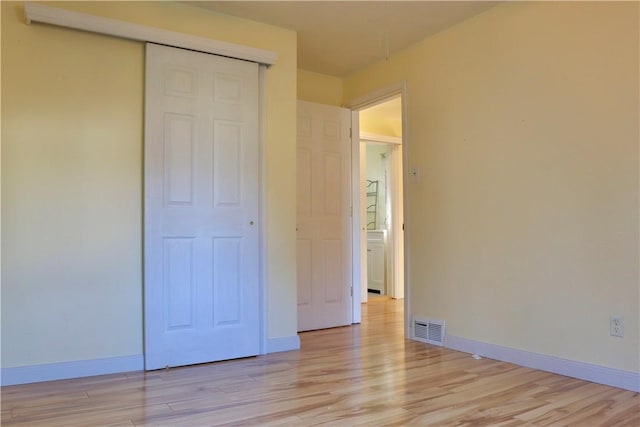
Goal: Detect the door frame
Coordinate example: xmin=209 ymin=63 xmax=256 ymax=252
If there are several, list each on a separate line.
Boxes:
xmin=345 ymin=81 xmax=410 ymax=338
xmin=257 ymin=65 xmax=268 ymax=354
xmin=360 ymin=134 xmax=403 ymax=300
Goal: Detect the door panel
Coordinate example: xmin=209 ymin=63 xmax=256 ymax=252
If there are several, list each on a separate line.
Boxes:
xmin=164 ymin=237 xmax=195 ymax=329
xmin=297 ymin=101 xmax=352 ymax=332
xmin=145 ymin=43 xmax=259 ymax=370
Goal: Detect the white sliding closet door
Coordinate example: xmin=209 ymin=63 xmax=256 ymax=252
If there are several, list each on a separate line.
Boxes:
xmin=144 ymin=43 xmax=260 ymax=370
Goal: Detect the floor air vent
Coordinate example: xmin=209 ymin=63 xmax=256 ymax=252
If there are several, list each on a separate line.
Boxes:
xmin=413 ymin=317 xmax=445 ymax=346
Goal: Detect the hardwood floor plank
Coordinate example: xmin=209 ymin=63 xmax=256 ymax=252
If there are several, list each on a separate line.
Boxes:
xmin=301 ymin=406 xmax=412 ymax=426
xmin=2 ymin=298 xmax=638 ymax=426
xmin=136 ymin=393 xmax=339 ymax=426
xmin=1 ymin=391 xmax=89 ymax=411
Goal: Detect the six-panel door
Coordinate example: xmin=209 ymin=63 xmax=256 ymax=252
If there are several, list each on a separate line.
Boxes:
xmin=144 ymin=43 xmax=260 ymax=370
xmin=297 ymin=101 xmax=352 ymax=332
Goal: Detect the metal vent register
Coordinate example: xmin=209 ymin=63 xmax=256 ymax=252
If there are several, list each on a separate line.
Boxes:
xmin=413 ymin=317 xmax=445 ymax=346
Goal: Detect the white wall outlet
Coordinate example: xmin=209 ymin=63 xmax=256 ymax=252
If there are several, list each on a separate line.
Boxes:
xmin=610 ymin=315 xmax=624 ymax=337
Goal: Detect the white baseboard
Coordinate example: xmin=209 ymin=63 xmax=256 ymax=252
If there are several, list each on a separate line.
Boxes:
xmin=266 ymin=335 xmax=300 ymax=353
xmin=2 ymin=337 xmax=301 ymax=387
xmin=1 ymin=354 xmax=143 ymax=386
xmin=444 ymin=334 xmax=640 ymax=393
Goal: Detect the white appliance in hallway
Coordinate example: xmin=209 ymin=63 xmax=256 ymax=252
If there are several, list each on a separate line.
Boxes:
xmin=367 ymin=230 xmax=386 ymax=294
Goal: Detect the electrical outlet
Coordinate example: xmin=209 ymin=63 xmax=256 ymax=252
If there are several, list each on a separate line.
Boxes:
xmin=610 ymin=315 xmax=624 ymax=337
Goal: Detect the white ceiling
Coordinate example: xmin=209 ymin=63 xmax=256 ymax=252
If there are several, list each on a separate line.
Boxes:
xmin=186 ymin=1 xmax=498 ymax=77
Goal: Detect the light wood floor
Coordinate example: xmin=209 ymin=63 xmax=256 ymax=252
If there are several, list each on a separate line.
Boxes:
xmin=2 ymin=298 xmax=639 ymax=426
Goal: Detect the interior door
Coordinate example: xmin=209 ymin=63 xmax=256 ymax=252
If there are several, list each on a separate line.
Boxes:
xmin=297 ymin=101 xmax=352 ymax=331
xmin=144 ymin=43 xmax=260 ymax=370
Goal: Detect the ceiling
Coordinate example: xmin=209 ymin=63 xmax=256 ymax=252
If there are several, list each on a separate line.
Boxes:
xmin=186 ymin=1 xmax=498 ymax=77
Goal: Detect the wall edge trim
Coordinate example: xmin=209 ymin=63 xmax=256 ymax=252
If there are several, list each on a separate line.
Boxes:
xmin=1 ymin=354 xmax=144 ymax=386
xmin=443 ymin=334 xmax=640 ymax=393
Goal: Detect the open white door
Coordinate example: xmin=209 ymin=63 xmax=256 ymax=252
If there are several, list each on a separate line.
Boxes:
xmin=297 ymin=101 xmax=352 ymax=331
xmin=144 ymin=43 xmax=260 ymax=369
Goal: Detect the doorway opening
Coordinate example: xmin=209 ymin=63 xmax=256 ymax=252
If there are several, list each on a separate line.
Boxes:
xmin=356 ymin=95 xmax=405 ymax=314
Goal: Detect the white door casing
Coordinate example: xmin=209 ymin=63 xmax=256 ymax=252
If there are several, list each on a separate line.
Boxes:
xmin=297 ymin=101 xmax=352 ymax=332
xmin=358 ymin=140 xmax=368 ymax=305
xmin=346 ymin=81 xmax=409 ymax=336
xmin=388 ymin=144 xmax=405 ymax=299
xmin=144 ymin=43 xmax=260 ymax=370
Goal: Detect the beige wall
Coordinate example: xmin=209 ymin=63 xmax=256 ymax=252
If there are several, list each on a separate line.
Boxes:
xmin=1 ymin=1 xmax=297 ymax=368
xmin=297 ymin=69 xmax=343 ymax=106
xmin=345 ymin=2 xmax=639 ymax=372
xmin=360 ymin=114 xmax=401 ymax=138
xmin=360 ymin=98 xmax=403 ymax=138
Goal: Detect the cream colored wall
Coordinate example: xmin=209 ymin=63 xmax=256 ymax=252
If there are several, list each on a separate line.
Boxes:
xmin=297 ymin=69 xmax=343 ymax=106
xmin=360 ymin=98 xmax=403 ymax=138
xmin=360 ymin=116 xmax=400 ymax=138
xmin=1 ymin=1 xmax=297 ymax=368
xmin=344 ymin=2 xmax=639 ymax=372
